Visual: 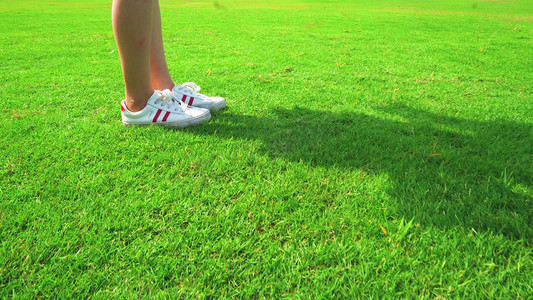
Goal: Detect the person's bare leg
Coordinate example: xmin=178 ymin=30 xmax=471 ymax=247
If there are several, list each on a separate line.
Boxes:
xmin=150 ymin=0 xmax=175 ymax=91
xmin=112 ymin=0 xmax=155 ymax=112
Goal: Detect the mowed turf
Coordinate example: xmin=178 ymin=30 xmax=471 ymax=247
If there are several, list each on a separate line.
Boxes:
xmin=1 ymin=0 xmax=532 ymax=298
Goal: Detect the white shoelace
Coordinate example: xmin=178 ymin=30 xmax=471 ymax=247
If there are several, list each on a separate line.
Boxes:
xmin=157 ymin=90 xmax=188 ymax=111
xmin=175 ymin=82 xmax=204 ymax=98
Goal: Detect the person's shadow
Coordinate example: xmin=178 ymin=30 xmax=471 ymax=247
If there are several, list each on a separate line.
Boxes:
xmin=197 ymin=104 xmax=532 ymax=239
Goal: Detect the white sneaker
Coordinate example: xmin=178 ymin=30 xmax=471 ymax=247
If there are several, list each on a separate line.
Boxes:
xmin=172 ymin=82 xmax=226 ymax=112
xmin=121 ymin=90 xmax=211 ymax=127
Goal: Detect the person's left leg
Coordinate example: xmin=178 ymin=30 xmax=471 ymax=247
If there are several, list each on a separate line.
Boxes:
xmin=112 ymin=0 xmax=155 ymax=112
xmin=149 ymin=0 xmax=175 ymax=91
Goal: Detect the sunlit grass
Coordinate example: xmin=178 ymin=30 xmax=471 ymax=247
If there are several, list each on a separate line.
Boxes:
xmin=1 ymin=0 xmax=532 ymax=298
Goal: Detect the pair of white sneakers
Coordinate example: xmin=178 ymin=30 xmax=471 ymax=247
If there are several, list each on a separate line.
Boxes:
xmin=120 ymin=82 xmax=226 ymax=128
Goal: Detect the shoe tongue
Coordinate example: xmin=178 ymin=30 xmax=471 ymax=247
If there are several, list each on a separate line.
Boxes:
xmin=174 ymin=84 xmax=196 ymax=95
xmin=172 ymin=84 xmax=188 ymax=94
xmin=148 ymin=91 xmax=162 ymax=102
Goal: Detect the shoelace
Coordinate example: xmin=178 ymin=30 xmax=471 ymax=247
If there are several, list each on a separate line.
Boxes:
xmin=156 ymin=90 xmax=188 ymax=111
xmin=175 ymin=82 xmax=204 ymax=98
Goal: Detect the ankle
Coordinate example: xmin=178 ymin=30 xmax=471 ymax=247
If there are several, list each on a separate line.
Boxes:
xmin=125 ymin=90 xmax=154 ymax=112
xmin=151 ymin=78 xmax=175 ymax=91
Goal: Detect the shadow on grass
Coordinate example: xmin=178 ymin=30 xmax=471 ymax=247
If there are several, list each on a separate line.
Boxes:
xmin=200 ymin=104 xmax=532 ymax=239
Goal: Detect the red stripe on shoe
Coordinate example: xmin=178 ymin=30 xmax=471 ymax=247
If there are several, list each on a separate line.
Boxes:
xmin=181 ymin=95 xmax=187 ymax=102
xmin=120 ymin=104 xmax=125 ymax=112
xmin=188 ymin=97 xmax=195 ymax=106
xmin=162 ymin=111 xmax=171 ymax=122
xmin=153 ymin=109 xmax=163 ymax=122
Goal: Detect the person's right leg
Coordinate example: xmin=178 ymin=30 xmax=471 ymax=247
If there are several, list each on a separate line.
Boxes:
xmin=148 ymin=0 xmax=226 ymax=112
xmin=112 ymin=0 xmax=154 ymax=112
xmin=150 ymin=0 xmax=175 ymax=91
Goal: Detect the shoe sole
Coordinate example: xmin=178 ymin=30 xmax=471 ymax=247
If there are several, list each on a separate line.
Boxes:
xmin=194 ymin=99 xmax=226 ymax=113
xmin=123 ymin=112 xmax=211 ymax=128
xmin=209 ymin=100 xmax=226 ymax=113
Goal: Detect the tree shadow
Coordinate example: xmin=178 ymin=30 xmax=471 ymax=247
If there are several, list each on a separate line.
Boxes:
xmin=200 ymin=104 xmax=532 ymax=239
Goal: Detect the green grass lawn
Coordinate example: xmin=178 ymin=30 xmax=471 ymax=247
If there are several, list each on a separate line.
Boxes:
xmin=1 ymin=0 xmax=532 ymax=298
